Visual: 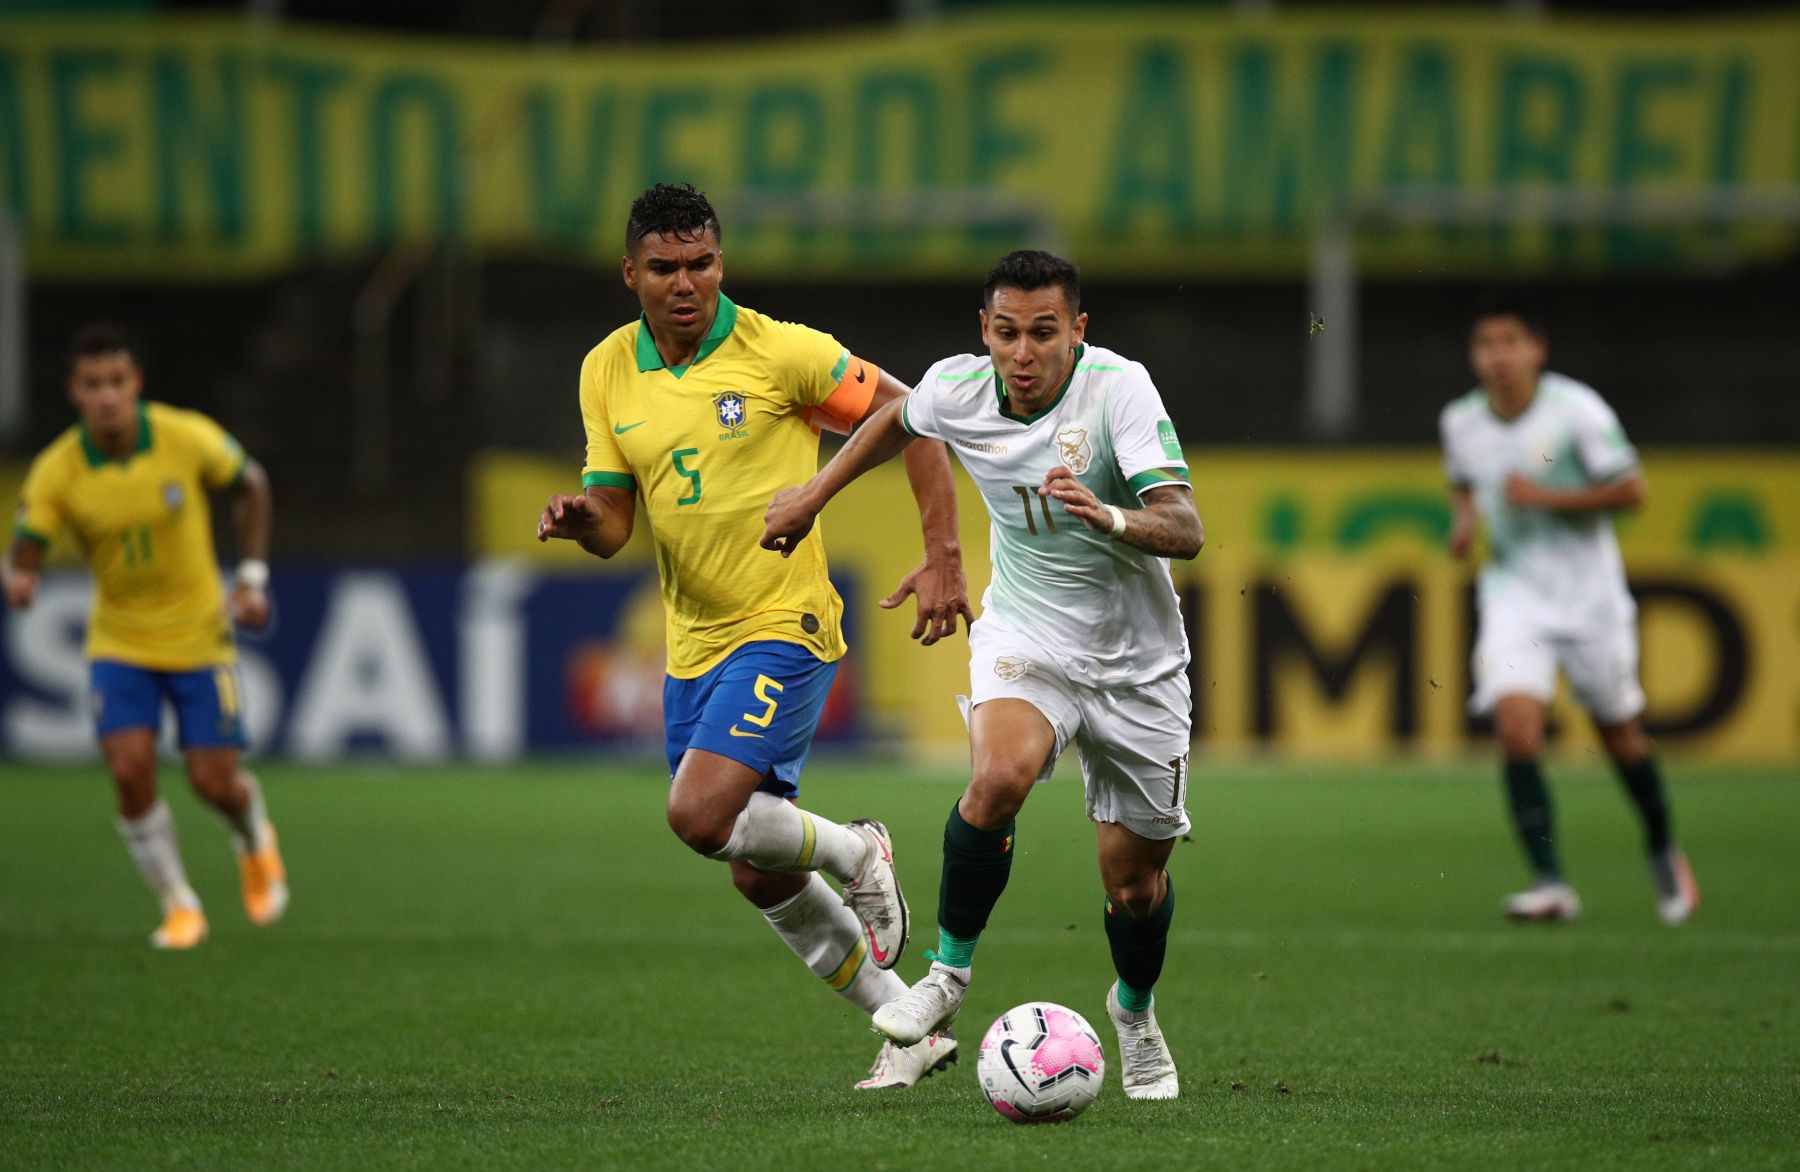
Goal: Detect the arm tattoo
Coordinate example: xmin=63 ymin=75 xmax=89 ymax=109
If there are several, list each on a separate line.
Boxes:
xmin=1122 ymin=485 xmax=1204 ymax=559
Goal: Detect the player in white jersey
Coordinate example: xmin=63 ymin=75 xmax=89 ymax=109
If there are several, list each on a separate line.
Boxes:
xmin=762 ymin=251 xmax=1203 ymax=1100
xmin=1441 ymin=296 xmax=1697 ymax=926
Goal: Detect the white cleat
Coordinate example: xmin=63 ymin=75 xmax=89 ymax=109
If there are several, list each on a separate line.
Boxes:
xmin=871 ymin=963 xmax=967 ymax=1046
xmin=1503 ymin=880 xmax=1582 ymax=922
xmin=1652 ymin=848 xmax=1700 ymax=925
xmin=843 ymin=819 xmax=908 ymax=970
xmin=1106 ymin=984 xmax=1179 ymax=1101
xmin=854 ymin=1029 xmax=959 ymax=1090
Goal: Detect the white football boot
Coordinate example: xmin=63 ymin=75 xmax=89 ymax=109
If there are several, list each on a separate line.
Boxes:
xmin=871 ymin=963 xmax=967 ymax=1046
xmin=1651 ymin=847 xmax=1699 ymax=925
xmin=854 ymin=1029 xmax=958 ymax=1091
xmin=1503 ymin=879 xmax=1582 ymax=922
xmin=1106 ymin=983 xmax=1179 ymax=1101
xmin=842 ymin=819 xmax=908 ymax=970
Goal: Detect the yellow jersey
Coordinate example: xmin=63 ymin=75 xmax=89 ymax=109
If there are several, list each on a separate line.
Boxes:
xmin=580 ymin=295 xmax=878 ymax=679
xmin=14 ymin=401 xmax=247 ymax=671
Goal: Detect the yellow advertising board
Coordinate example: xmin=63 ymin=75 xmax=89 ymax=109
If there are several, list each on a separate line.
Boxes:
xmin=473 ymin=448 xmax=1800 ymax=761
xmin=2 ymin=11 xmax=1797 ymax=279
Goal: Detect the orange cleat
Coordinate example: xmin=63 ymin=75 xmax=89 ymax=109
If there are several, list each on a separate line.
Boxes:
xmin=239 ymin=821 xmax=289 ymax=926
xmin=151 ymin=903 xmax=208 ymax=950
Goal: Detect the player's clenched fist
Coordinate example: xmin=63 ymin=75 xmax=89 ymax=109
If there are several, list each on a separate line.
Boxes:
xmin=761 ymin=486 xmax=819 ymax=558
xmin=537 ymin=493 xmax=601 ymax=542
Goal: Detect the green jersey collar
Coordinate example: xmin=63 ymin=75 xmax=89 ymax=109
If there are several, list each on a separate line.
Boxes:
xmin=80 ymin=402 xmax=152 ymax=467
xmin=634 ymin=294 xmax=740 ymax=379
xmin=996 ymin=344 xmax=1083 ymax=425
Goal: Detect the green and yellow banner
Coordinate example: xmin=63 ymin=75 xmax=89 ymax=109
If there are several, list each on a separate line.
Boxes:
xmin=476 ymin=449 xmax=1800 ymax=762
xmin=1 ymin=11 xmax=1797 ymax=280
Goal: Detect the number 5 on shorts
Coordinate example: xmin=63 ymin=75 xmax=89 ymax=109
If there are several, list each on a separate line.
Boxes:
xmin=741 ymin=674 xmax=784 ymax=728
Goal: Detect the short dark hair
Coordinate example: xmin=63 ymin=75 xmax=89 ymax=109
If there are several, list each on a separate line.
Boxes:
xmin=626 ymin=183 xmax=721 ymax=255
xmin=1471 ymin=292 xmax=1546 ymax=339
xmin=983 ymin=250 xmax=1080 ymax=315
xmin=68 ymin=322 xmax=137 ymax=371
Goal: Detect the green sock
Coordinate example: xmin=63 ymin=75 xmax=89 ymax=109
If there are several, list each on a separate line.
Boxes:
xmin=1104 ymin=874 xmax=1174 ymax=1008
xmin=1615 ymin=756 xmax=1672 ymax=854
xmin=933 ymin=927 xmax=979 ymax=969
xmin=1114 ymin=979 xmax=1153 ymax=1012
xmin=936 ymin=800 xmax=1015 ymax=958
xmin=1503 ymin=759 xmax=1561 ymax=879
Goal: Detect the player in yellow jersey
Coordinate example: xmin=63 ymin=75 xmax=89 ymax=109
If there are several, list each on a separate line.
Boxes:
xmin=537 ymin=184 xmax=972 ymax=1089
xmin=3 ymin=324 xmax=287 ymax=950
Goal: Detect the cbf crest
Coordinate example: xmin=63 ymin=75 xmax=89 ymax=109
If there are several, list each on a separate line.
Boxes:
xmin=1054 ymin=426 xmax=1093 ymax=474
xmin=714 ymin=390 xmax=749 ymax=440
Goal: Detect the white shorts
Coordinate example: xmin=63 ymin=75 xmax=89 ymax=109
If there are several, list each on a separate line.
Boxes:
xmin=1470 ymin=601 xmax=1645 ymax=725
xmin=966 ymin=615 xmax=1193 ymax=840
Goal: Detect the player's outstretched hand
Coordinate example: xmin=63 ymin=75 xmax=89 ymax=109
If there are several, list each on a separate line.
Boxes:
xmin=881 ymin=556 xmax=974 ymax=646
xmin=761 ymin=486 xmax=818 ymax=558
xmin=1039 ymin=464 xmax=1110 ymax=532
xmin=2 ymin=567 xmax=37 ymax=610
xmin=230 ymin=583 xmax=270 ymax=629
xmin=538 ymin=493 xmax=602 ymax=542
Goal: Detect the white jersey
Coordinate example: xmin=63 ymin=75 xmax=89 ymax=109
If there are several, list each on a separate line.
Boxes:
xmin=902 ymin=343 xmax=1192 ymax=687
xmin=1439 ymin=372 xmax=1640 ymax=629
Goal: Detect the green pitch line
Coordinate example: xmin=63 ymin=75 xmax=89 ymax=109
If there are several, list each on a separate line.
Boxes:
xmin=0 ymin=760 xmax=1795 ymax=1171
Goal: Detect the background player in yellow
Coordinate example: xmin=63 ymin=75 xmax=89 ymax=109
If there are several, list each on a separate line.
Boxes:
xmin=537 ymin=184 xmax=973 ymax=1089
xmin=3 ymin=324 xmax=287 ymax=950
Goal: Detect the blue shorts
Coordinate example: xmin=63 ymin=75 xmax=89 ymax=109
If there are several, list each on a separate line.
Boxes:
xmin=91 ymin=660 xmax=248 ymax=750
xmin=663 ymin=641 xmax=838 ymax=799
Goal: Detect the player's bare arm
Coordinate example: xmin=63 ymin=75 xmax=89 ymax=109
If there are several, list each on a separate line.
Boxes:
xmin=537 ymin=484 xmax=636 ymax=558
xmin=1039 ymin=468 xmax=1203 ymax=560
xmin=1448 ymin=483 xmax=1477 ymax=559
xmin=2 ymin=536 xmax=44 ymax=610
xmin=1505 ymin=468 xmax=1646 ymax=513
xmin=764 ymin=376 xmax=973 ymax=644
xmin=225 ymin=458 xmax=273 ymax=628
xmin=888 ymin=374 xmax=971 ymax=646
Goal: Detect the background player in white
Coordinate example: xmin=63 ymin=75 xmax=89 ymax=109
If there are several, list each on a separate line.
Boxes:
xmin=1442 ymin=296 xmax=1697 ymax=925
xmin=762 ymin=251 xmax=1203 ymax=1100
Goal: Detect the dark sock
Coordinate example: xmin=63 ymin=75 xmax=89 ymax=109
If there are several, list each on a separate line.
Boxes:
xmin=1616 ymin=756 xmax=1673 ymax=854
xmin=1504 ymin=758 xmax=1561 ymax=878
xmin=1104 ymin=874 xmax=1175 ymax=1003
xmin=938 ymin=800 xmax=1015 ymax=942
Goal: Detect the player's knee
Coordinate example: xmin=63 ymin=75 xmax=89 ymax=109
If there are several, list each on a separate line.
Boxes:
xmin=961 ymin=772 xmax=1031 ymax=830
xmin=965 ymin=752 xmax=1039 ymax=828
xmin=1494 ymin=705 xmax=1544 ymax=760
xmin=1105 ymin=872 xmax=1164 ymax=920
xmin=666 ymin=794 xmax=735 ymax=857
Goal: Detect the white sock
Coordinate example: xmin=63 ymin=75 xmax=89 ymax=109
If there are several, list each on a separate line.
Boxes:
xmin=115 ymin=800 xmax=200 ymax=912
xmin=761 ymin=873 xmax=907 ymax=1016
xmin=212 ymin=769 xmax=269 ymax=854
xmin=710 ymin=792 xmax=870 ymax=883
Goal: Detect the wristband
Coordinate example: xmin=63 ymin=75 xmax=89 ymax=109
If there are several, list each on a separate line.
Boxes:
xmin=236 ymin=559 xmax=270 ymax=590
xmin=1103 ymin=504 xmax=1128 ymax=538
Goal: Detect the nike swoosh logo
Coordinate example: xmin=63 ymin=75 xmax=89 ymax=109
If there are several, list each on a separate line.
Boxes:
xmin=854 ymin=364 xmax=867 ymax=384
xmin=614 ymin=421 xmax=646 ymax=434
xmin=865 ymin=925 xmax=891 ymax=965
xmin=1000 ymin=1039 xmax=1034 ymax=1090
xmin=728 ymin=726 xmax=763 ymax=738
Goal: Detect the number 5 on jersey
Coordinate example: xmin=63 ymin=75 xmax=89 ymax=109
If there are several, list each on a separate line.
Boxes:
xmin=672 ymin=448 xmax=702 ymax=506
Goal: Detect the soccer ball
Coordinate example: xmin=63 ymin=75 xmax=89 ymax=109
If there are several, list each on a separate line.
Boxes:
xmin=976 ymin=1001 xmax=1106 ymax=1123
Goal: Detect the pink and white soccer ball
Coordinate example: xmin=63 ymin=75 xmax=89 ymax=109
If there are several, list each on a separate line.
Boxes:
xmin=976 ymin=1001 xmax=1106 ymax=1123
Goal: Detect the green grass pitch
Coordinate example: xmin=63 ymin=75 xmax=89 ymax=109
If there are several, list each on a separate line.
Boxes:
xmin=2 ymin=758 xmax=1796 ymax=1170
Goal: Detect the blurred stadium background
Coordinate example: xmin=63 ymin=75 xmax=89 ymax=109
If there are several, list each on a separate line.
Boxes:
xmin=3 ymin=2 xmax=1798 ymax=1167
xmin=2 ymin=0 xmax=1795 ymax=769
